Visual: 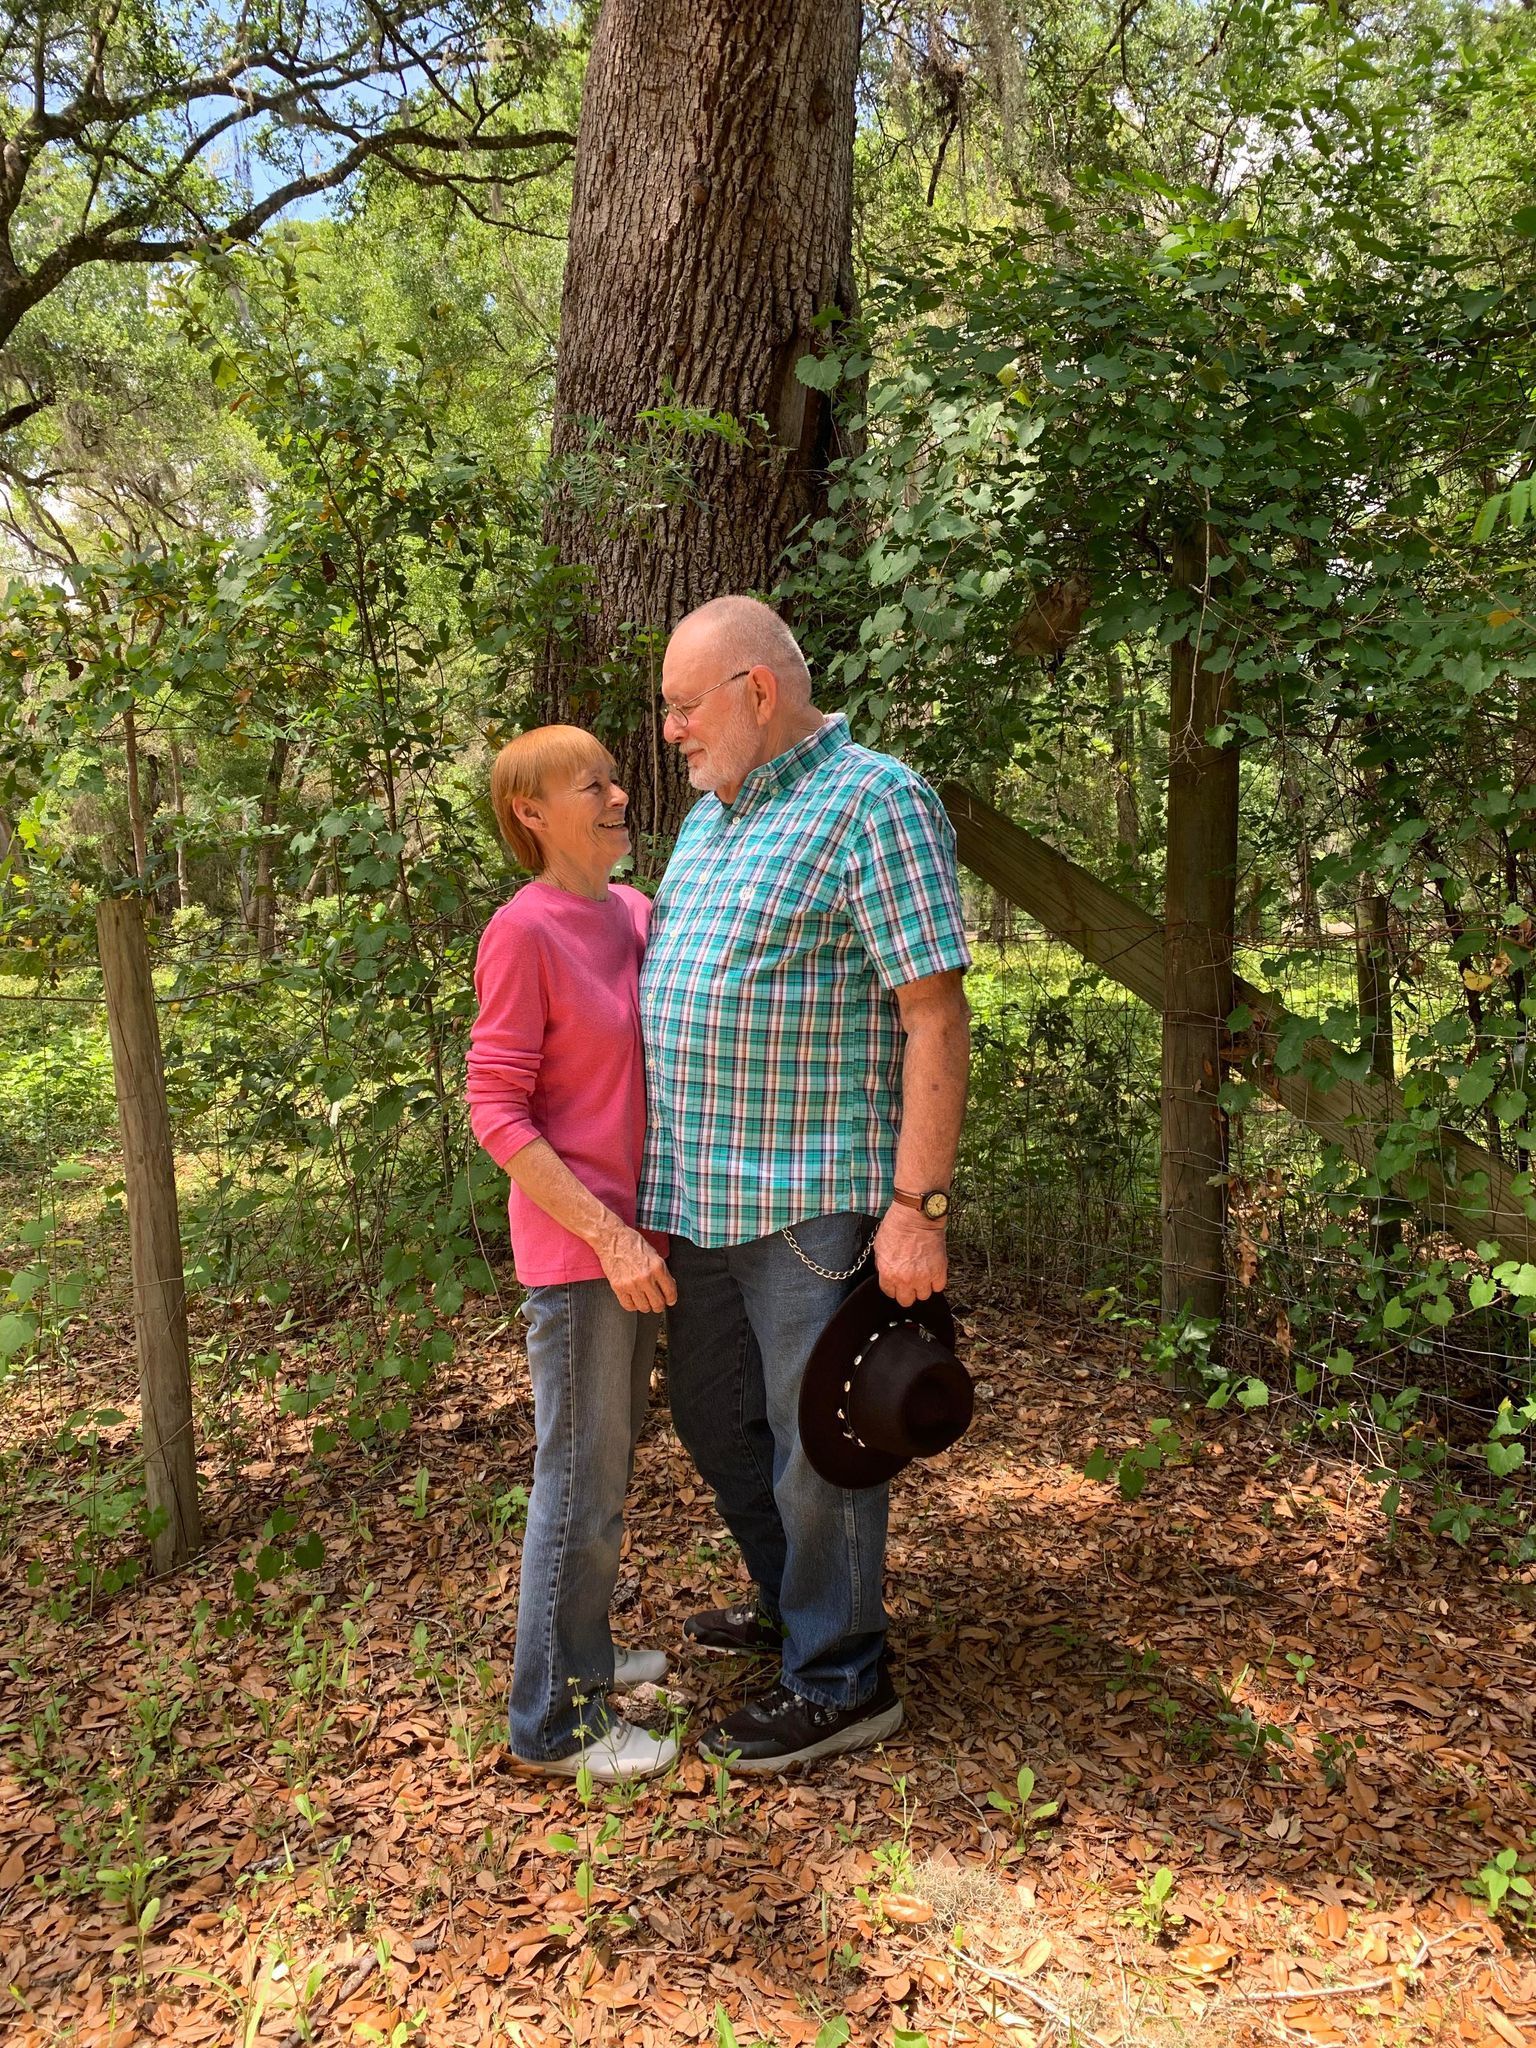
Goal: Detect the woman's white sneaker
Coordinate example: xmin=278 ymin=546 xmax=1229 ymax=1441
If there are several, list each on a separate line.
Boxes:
xmin=612 ymin=1647 xmax=668 ymax=1688
xmin=522 ymin=1720 xmax=679 ymax=1782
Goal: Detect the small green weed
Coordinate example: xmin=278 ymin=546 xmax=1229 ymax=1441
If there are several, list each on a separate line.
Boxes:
xmin=1471 ymin=1844 xmax=1536 ymax=1932
xmin=1123 ymin=1865 xmax=1183 ymax=1941
xmin=987 ymin=1763 xmax=1060 ymax=1852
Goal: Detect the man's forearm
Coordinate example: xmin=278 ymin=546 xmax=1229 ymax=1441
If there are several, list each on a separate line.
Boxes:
xmin=893 ymin=998 xmax=970 ymax=1192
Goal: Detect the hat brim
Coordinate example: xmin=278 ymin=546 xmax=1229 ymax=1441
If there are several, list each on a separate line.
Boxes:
xmin=798 ymin=1277 xmax=959 ymax=1490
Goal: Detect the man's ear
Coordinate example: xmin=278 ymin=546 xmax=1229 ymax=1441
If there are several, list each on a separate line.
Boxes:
xmin=747 ymin=662 xmax=778 ymax=726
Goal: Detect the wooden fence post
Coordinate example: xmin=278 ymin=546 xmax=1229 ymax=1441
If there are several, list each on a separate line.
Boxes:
xmin=1160 ymin=531 xmax=1240 ymax=1337
xmin=96 ymin=897 xmax=203 ymax=1572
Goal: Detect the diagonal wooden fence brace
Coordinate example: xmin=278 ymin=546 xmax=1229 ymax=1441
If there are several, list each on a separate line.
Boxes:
xmin=941 ymin=783 xmax=1536 ymax=1268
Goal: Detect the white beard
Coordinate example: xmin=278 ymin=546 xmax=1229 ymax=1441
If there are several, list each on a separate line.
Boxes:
xmin=684 ymin=703 xmax=761 ymax=795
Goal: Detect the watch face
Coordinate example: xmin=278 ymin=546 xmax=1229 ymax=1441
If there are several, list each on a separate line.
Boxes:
xmin=921 ymin=1191 xmax=951 ymax=1221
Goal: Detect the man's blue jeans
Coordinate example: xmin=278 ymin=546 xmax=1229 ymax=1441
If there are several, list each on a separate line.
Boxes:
xmin=666 ymin=1212 xmax=888 ymax=1710
xmin=508 ymin=1280 xmax=658 ymax=1762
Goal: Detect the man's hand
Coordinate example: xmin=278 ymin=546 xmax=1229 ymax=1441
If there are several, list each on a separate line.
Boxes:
xmin=873 ymin=1201 xmax=948 ymax=1307
xmin=594 ymin=1220 xmax=678 ymax=1314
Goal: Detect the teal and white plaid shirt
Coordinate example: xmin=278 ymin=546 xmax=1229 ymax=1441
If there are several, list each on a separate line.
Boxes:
xmin=638 ymin=716 xmax=970 ymax=1246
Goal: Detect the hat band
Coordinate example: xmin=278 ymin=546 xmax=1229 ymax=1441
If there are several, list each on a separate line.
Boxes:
xmin=837 ymin=1318 xmax=946 ymax=1450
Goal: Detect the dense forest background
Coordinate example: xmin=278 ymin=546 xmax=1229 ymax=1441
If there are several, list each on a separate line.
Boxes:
xmin=3 ymin=4 xmax=1536 ymax=2042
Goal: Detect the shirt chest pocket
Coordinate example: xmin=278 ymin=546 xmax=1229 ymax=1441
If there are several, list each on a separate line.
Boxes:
xmin=722 ymin=863 xmax=848 ymax=970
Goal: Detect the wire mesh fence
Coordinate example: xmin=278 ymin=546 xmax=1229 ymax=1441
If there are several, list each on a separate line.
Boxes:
xmin=951 ymin=902 xmax=1536 ymax=1454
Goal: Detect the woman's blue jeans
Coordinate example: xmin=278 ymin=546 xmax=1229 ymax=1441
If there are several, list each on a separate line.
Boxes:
xmin=665 ymin=1212 xmax=889 ymax=1711
xmin=508 ymin=1280 xmax=658 ymax=1762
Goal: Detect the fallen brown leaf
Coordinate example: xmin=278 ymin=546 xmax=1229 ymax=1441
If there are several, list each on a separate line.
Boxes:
xmin=1170 ymin=1940 xmax=1235 ymax=1978
xmin=1017 ymin=1935 xmax=1054 ymax=1978
xmin=882 ymin=1893 xmax=934 ymax=1925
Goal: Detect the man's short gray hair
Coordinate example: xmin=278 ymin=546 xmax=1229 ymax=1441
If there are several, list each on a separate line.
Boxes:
xmin=672 ymin=596 xmax=814 ymax=706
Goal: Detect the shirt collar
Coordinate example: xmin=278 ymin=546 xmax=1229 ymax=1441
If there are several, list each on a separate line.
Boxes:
xmin=724 ymin=715 xmax=849 ymax=815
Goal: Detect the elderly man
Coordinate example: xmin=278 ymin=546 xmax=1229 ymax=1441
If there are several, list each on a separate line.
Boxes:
xmin=638 ymin=595 xmax=971 ymax=1771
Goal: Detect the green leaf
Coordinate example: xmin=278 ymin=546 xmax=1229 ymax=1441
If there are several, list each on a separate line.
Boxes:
xmin=714 ymin=2006 xmax=741 ymax=2048
xmin=1471 ymin=494 xmax=1505 ymax=543
xmin=1488 ymin=1440 xmax=1525 ymax=1479
xmin=795 ymin=354 xmax=843 ymax=394
xmin=813 ymin=2023 xmax=851 ymax=2048
xmin=1470 ymin=1276 xmax=1498 ymax=1310
xmin=1236 ymin=1378 xmax=1270 ymax=1409
xmin=1513 ymin=206 xmax=1536 ymax=238
xmin=0 ymin=1312 xmax=38 ymax=1358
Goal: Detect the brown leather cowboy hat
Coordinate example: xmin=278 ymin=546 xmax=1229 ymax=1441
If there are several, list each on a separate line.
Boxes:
xmin=798 ymin=1276 xmax=973 ymax=1490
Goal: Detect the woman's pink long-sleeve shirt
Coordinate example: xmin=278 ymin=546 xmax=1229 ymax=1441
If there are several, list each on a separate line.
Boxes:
xmin=466 ymin=880 xmax=667 ymax=1287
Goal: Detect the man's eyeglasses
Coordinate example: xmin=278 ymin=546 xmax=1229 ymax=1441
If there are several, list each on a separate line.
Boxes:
xmin=660 ymin=667 xmax=750 ymax=732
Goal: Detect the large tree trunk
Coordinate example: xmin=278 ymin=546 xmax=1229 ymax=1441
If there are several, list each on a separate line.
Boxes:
xmin=542 ymin=0 xmax=861 ymax=847
xmin=1160 ymin=530 xmax=1240 ymax=1340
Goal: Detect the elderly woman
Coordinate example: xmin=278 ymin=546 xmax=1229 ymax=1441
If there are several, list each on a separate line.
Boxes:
xmin=467 ymin=726 xmax=679 ymax=1782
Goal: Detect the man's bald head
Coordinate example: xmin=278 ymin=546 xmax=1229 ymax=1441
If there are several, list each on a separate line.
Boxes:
xmin=669 ymin=597 xmax=814 ymax=709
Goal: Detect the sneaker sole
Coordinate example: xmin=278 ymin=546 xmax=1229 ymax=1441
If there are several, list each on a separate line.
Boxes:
xmin=512 ymin=1746 xmax=679 ymax=1783
xmin=684 ymin=1637 xmax=783 ymax=1658
xmin=700 ymin=1698 xmax=904 ymax=1773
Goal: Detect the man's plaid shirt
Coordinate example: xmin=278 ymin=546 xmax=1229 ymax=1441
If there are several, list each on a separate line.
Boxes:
xmin=638 ymin=716 xmax=971 ymax=1247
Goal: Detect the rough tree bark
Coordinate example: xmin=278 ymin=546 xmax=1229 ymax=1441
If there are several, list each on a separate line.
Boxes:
xmin=541 ymin=0 xmax=861 ymax=844
xmin=1160 ymin=530 xmax=1240 ymax=1339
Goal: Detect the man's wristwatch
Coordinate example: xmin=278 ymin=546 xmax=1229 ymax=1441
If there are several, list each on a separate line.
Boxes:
xmin=893 ymin=1185 xmax=951 ymax=1224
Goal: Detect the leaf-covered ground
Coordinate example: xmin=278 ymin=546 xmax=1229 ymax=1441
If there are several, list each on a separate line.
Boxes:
xmin=2 ymin=1272 xmax=1534 ymax=2047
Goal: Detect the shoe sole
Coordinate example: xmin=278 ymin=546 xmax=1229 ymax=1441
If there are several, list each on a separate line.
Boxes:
xmin=684 ymin=1637 xmax=782 ymax=1658
xmin=512 ymin=1746 xmax=679 ymax=1783
xmin=699 ymin=1698 xmax=904 ymax=1774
